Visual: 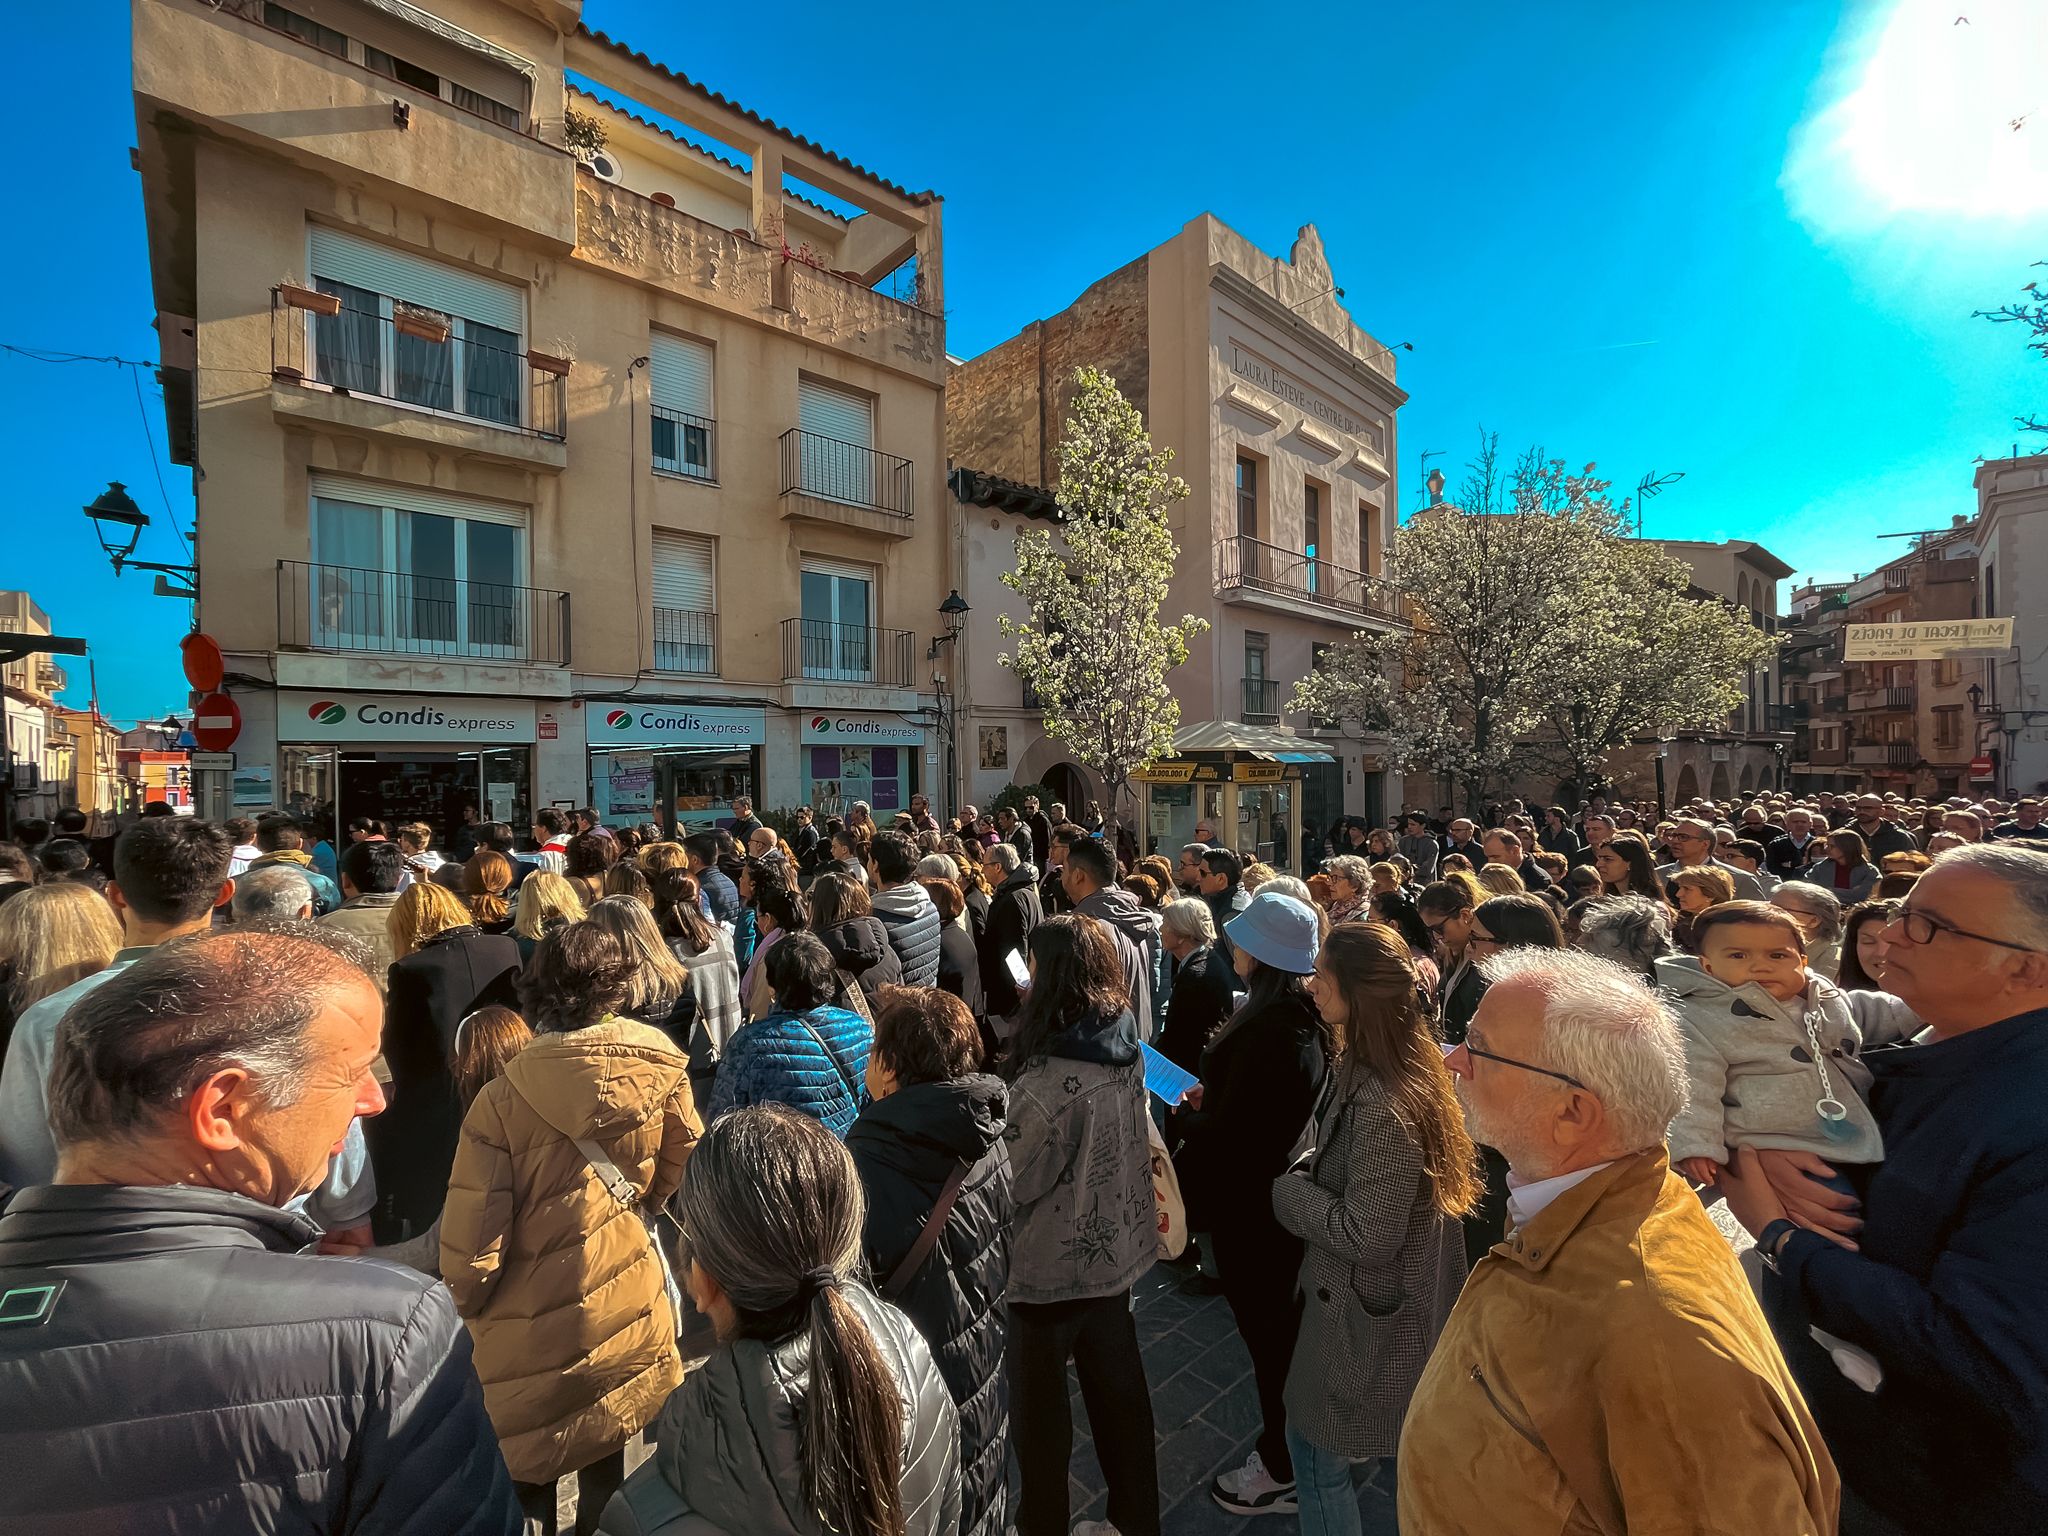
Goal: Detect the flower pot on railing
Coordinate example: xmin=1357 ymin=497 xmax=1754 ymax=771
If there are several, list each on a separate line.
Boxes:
xmin=277 ymin=283 xmax=342 ymax=316
xmin=527 ymin=349 xmax=572 ymax=378
xmin=393 ymin=305 xmax=452 ymax=344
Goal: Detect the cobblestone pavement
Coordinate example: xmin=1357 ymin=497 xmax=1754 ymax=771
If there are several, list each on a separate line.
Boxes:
xmin=1064 ymin=1260 xmax=1399 ymax=1536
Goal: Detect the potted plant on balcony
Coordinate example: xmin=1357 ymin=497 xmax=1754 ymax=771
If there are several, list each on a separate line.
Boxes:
xmin=276 ymin=277 xmax=342 ymax=317
xmin=393 ymin=303 xmax=452 ymax=344
xmin=527 ymin=341 xmax=573 ymax=378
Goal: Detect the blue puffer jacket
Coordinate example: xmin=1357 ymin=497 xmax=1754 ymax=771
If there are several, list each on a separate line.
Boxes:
xmin=707 ymin=1004 xmax=872 ymax=1137
xmin=873 ymin=882 xmax=943 ymax=989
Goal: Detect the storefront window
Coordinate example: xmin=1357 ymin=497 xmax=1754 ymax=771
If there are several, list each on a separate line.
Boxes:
xmin=807 ymin=745 xmax=902 ymax=817
xmin=590 ymin=746 xmax=753 ymax=836
xmin=337 ymin=750 xmax=531 ymax=850
xmin=279 ymin=746 xmax=339 ymax=845
xmin=1238 ymin=784 xmax=1294 ymax=868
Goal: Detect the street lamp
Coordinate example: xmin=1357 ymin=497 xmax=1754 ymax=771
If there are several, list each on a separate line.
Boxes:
xmin=1633 ymin=470 xmax=1686 ymax=536
xmin=84 ymin=480 xmax=197 ymax=597
xmin=84 ymin=482 xmax=149 ymax=567
xmin=929 ymin=591 xmax=971 ymax=820
xmin=159 ymin=714 xmax=184 ymax=752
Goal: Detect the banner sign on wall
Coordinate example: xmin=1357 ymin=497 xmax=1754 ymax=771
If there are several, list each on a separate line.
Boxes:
xmin=1843 ymin=618 xmax=2013 ymax=661
xmin=586 ymin=704 xmax=765 ymax=747
xmin=800 ymin=713 xmax=925 ymax=746
xmin=283 ymin=692 xmax=535 ymax=744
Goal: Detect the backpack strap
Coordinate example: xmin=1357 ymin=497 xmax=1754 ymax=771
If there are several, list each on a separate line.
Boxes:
xmin=881 ymin=1151 xmax=986 ymax=1299
xmin=791 ymin=1009 xmax=861 ymax=1100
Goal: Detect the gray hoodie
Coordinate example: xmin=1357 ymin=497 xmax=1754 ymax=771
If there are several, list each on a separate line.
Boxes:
xmin=1655 ymin=954 xmax=1920 ymax=1165
xmin=1073 ymin=885 xmax=1160 ymax=1038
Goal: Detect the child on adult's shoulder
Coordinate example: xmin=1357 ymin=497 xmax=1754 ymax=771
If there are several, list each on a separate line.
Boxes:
xmin=1654 ymin=900 xmax=1918 ymax=1190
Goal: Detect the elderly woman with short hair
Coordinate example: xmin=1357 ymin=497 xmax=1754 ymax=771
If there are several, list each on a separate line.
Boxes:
xmin=1573 ymin=894 xmax=1676 ymax=982
xmin=1156 ymin=897 xmax=1234 ymax=1075
xmin=1321 ymin=854 xmax=1372 ymax=925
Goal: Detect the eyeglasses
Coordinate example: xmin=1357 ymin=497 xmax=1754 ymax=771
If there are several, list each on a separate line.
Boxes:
xmin=1423 ymin=914 xmax=1452 ymax=934
xmin=1888 ymin=905 xmax=2044 ymax=955
xmin=1447 ymin=1039 xmax=1587 ymax=1090
xmin=1467 ymin=928 xmax=1498 ymax=946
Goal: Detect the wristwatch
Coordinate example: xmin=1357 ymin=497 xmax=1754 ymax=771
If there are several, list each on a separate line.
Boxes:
xmin=1757 ymin=1217 xmax=1800 ymax=1270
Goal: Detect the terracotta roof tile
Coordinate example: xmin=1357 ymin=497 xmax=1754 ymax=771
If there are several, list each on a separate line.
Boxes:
xmin=576 ymin=26 xmax=940 ymax=208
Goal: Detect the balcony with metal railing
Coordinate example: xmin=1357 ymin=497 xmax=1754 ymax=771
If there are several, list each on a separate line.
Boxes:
xmin=278 ymin=560 xmax=569 ymax=664
xmin=651 ymin=405 xmax=716 ymax=481
xmin=271 ymin=286 xmax=566 ymax=450
xmin=779 ymin=429 xmax=915 ymax=538
xmin=779 ymin=618 xmax=915 ymax=688
xmin=1215 ymin=535 xmax=1398 ymax=625
xmin=1849 ymin=684 xmax=1917 ymax=713
xmin=652 ymin=607 xmax=717 ymax=675
xmin=1241 ymin=677 xmax=1282 ymax=724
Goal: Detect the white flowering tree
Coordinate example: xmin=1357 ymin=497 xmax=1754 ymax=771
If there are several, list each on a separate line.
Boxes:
xmin=1292 ymin=436 xmax=1622 ymax=810
xmin=1293 ymin=435 xmax=1771 ymax=809
xmin=1532 ymin=537 xmax=1780 ymax=793
xmin=1000 ymin=367 xmax=1209 ymax=846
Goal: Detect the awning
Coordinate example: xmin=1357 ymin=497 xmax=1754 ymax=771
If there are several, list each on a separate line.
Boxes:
xmin=1170 ymin=720 xmax=1336 ymax=762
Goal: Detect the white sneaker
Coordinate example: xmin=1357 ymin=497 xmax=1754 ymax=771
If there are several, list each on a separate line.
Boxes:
xmin=1210 ymin=1449 xmax=1298 ymax=1515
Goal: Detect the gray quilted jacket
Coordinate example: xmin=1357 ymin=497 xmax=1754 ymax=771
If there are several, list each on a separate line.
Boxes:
xmin=873 ymin=882 xmax=944 ymax=989
xmin=598 ymin=1285 xmax=960 ymax=1536
xmin=1272 ymin=1064 xmax=1466 ymax=1459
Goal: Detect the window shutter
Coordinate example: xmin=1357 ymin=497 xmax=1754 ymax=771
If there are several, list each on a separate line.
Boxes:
xmin=308 ymin=226 xmax=523 ymax=334
xmin=800 ymin=556 xmax=874 ymax=586
xmin=652 ymin=531 xmax=715 ymax=613
xmin=650 ymin=333 xmax=713 ymax=418
xmin=310 ymin=473 xmax=526 ymax=528
xmin=797 ymin=379 xmax=872 ymax=448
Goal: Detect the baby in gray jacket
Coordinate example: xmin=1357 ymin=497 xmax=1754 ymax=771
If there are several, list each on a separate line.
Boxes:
xmin=1657 ymin=900 xmax=1920 ymax=1188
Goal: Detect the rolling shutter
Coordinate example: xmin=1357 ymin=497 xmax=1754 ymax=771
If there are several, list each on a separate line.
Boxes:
xmin=652 ymin=531 xmax=715 ymax=613
xmin=310 ymin=473 xmax=526 ymax=528
xmin=650 ymin=333 xmax=713 ymax=418
xmin=308 ymin=226 xmax=523 ymax=334
xmin=798 ymin=378 xmax=872 ymax=448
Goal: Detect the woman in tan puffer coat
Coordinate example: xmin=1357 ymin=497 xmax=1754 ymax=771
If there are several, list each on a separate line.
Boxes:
xmin=441 ymin=919 xmax=701 ymax=1535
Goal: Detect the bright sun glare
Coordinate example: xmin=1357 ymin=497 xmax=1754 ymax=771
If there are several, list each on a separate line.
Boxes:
xmin=1785 ymin=0 xmax=2047 ymax=226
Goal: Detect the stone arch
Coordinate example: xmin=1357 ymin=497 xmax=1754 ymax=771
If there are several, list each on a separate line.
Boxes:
xmin=1737 ymin=573 xmax=1751 ymax=611
xmin=1739 ymin=763 xmax=1758 ymax=794
xmin=1710 ymin=762 xmax=1732 ymax=801
xmin=1012 ymin=732 xmax=1101 ymax=814
xmin=1675 ymin=764 xmax=1701 ymax=804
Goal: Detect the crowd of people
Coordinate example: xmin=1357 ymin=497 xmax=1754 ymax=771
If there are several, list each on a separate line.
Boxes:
xmin=0 ymin=778 xmax=2042 ymax=1535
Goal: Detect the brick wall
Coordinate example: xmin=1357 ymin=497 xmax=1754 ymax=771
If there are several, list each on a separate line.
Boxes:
xmin=947 ymin=255 xmax=1150 ymax=486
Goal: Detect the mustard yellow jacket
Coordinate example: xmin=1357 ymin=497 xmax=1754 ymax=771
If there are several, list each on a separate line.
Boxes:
xmin=440 ymin=1019 xmax=699 ymax=1484
xmin=1400 ymin=1149 xmax=1839 ymax=1535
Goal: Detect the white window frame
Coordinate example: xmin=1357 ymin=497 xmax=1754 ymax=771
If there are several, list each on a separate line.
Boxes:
xmin=309 ymin=478 xmax=529 ymax=660
xmin=799 ymin=558 xmax=876 ymax=682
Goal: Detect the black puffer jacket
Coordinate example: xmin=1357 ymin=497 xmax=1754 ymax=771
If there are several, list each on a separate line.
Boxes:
xmin=848 ymin=1076 xmax=1013 ymax=1536
xmin=0 ymin=1183 xmax=519 ymax=1535
xmin=976 ymin=867 xmax=1042 ymax=1019
xmin=599 ymin=1285 xmax=960 ymax=1536
xmin=815 ymin=914 xmax=903 ymax=1003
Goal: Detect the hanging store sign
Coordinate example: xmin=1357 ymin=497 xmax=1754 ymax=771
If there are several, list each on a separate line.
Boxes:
xmin=1135 ymin=762 xmax=1199 ymax=784
xmin=1843 ymin=618 xmax=2013 ymax=661
xmin=800 ymin=713 xmax=924 ymax=746
xmin=587 ymin=703 xmax=765 ymax=747
xmin=283 ymin=691 xmax=535 ymax=744
xmin=1234 ymin=762 xmax=1288 ymax=784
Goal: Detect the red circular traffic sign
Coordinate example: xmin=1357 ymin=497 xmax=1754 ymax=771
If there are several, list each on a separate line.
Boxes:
xmin=180 ymin=633 xmax=225 ymax=692
xmin=191 ymin=692 xmax=242 ymax=752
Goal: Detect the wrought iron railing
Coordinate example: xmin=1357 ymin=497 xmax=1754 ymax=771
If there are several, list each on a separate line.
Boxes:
xmin=652 ymin=607 xmax=717 ymax=674
xmin=778 ymin=429 xmax=914 ymax=519
xmin=278 ymin=560 xmax=569 ymax=663
xmin=651 ymin=405 xmax=716 ymax=480
xmin=1242 ymin=677 xmax=1282 ymax=723
xmin=1215 ymin=534 xmax=1396 ymax=619
xmin=271 ymin=286 xmax=565 ymax=440
xmin=780 ymin=618 xmax=915 ymax=687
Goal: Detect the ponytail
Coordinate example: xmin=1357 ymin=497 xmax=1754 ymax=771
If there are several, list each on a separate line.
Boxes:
xmin=801 ymin=1274 xmax=907 ymax=1536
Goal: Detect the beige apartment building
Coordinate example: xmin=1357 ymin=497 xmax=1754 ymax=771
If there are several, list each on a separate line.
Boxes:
xmin=134 ymin=0 xmax=949 ymax=842
xmin=1 ymin=593 xmax=79 ymax=824
xmin=948 ymin=216 xmax=1406 ymax=865
xmin=1974 ymin=451 xmax=2048 ymax=797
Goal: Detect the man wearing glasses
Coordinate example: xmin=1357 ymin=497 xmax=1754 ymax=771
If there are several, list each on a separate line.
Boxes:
xmin=1655 ymin=815 xmax=1766 ymax=900
xmin=1718 ymin=843 xmax=2048 ymax=1534
xmin=1402 ymin=947 xmax=1838 ymax=1534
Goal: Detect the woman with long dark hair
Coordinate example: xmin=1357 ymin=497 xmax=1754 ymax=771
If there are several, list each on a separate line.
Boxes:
xmin=1279 ymin=923 xmax=1479 ymax=1536
xmin=1002 ymin=915 xmax=1160 ymax=1536
xmin=1594 ymin=831 xmax=1668 ymax=905
xmin=602 ymin=1105 xmax=962 ymax=1536
xmin=1417 ymin=880 xmax=1483 ymax=1043
xmin=1370 ymin=887 xmax=1441 ymax=1017
xmin=808 ymin=870 xmax=903 ymax=1015
xmin=1834 ymin=897 xmax=1900 ymax=991
xmin=1799 ymin=827 xmax=1881 ymax=909
xmin=1172 ymin=891 xmax=1329 ymax=1518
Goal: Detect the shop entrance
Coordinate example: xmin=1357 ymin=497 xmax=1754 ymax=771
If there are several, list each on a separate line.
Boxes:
xmin=289 ymin=747 xmax=531 ymax=851
xmin=590 ymin=746 xmax=755 ymax=836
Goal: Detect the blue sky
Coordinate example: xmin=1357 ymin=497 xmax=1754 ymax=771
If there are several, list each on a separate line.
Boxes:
xmin=6 ymin=0 xmax=2041 ymax=723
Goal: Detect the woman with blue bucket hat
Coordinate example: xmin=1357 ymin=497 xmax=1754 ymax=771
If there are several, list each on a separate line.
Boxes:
xmin=1170 ymin=890 xmax=1330 ymax=1517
